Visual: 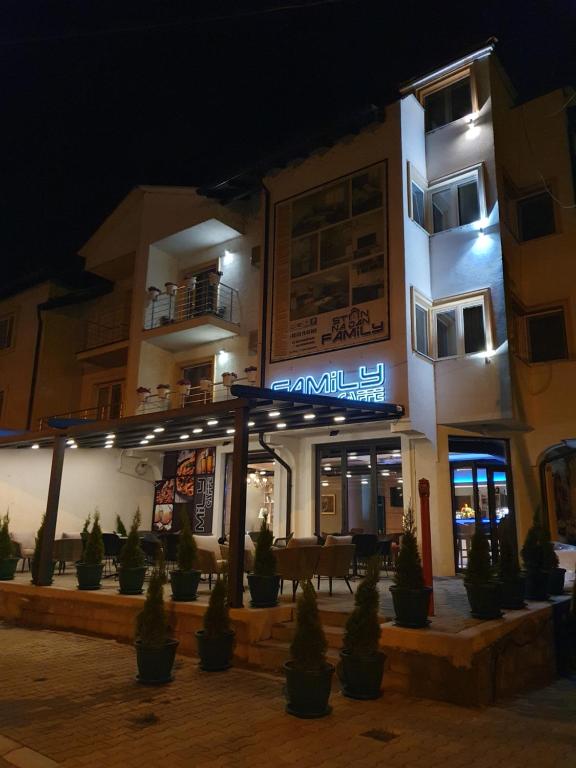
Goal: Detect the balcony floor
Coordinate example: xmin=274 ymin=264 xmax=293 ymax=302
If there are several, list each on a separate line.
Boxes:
xmin=142 ymin=315 xmax=238 ymax=351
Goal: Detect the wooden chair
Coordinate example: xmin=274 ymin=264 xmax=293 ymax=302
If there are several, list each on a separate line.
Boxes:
xmin=316 ymin=544 xmax=354 ymax=595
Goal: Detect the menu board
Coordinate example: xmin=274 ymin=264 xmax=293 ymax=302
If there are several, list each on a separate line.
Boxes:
xmin=271 ymin=161 xmax=389 ymax=362
xmin=152 ymin=447 xmax=216 ymax=534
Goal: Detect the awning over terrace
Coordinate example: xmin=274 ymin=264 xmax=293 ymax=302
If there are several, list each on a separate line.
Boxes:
xmin=0 ymin=385 xmax=404 ymax=607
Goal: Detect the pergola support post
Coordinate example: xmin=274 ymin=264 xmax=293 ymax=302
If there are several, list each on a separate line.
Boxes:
xmin=36 ymin=435 xmax=66 ymax=586
xmin=418 ymin=477 xmax=434 ymax=616
xmin=228 ymin=405 xmax=249 ymax=608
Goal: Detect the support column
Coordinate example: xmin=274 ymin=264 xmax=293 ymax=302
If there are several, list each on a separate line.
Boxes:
xmin=228 ymin=405 xmax=249 ymax=608
xmin=36 ymin=436 xmax=66 ymax=586
xmin=418 ymin=477 xmax=434 ymax=616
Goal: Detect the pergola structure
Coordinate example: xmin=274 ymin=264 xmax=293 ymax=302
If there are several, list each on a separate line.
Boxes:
xmin=0 ymin=385 xmax=404 ymax=607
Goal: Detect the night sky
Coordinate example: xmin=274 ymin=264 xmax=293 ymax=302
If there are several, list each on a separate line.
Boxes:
xmin=1 ymin=0 xmax=575 ymax=290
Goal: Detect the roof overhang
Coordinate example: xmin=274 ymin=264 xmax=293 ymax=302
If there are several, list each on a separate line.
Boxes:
xmin=399 ymin=42 xmax=496 ymax=95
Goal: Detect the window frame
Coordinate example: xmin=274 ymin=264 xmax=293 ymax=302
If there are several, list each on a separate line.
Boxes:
xmin=526 ymin=308 xmax=569 ymax=364
xmin=0 ymin=313 xmax=16 ymax=354
xmin=416 ymin=67 xmax=479 ymax=134
xmin=411 ymin=287 xmax=493 ymax=361
xmin=516 ymin=191 xmax=556 ymax=242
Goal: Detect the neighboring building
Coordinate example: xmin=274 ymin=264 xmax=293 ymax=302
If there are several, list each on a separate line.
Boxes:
xmin=0 ymin=42 xmax=574 ymax=576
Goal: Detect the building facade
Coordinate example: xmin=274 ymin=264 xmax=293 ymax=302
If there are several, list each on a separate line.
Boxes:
xmin=0 ymin=44 xmax=574 ymax=576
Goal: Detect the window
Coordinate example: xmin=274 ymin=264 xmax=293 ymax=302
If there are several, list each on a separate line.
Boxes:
xmin=411 ymin=182 xmax=426 ymax=228
xmin=412 ymin=288 xmax=491 ymax=360
xmin=181 ymin=360 xmax=213 ymax=404
xmin=0 ymin=314 xmax=15 ymax=351
xmin=424 ymin=76 xmax=472 ymax=131
xmin=0 ymin=390 xmax=4 ymax=420
xmin=517 ymin=192 xmax=555 ymax=241
xmin=527 ymin=309 xmax=568 ymax=363
xmin=430 ymin=174 xmax=481 ymax=233
xmin=96 ymin=381 xmax=123 ymax=420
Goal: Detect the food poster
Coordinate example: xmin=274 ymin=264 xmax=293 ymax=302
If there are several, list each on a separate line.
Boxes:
xmin=153 ymin=448 xmax=216 ymax=534
xmin=152 ymin=478 xmax=175 ymax=532
xmin=271 ymin=161 xmax=389 ymax=362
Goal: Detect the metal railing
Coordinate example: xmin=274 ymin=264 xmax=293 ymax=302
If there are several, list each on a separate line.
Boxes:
xmin=38 ymin=402 xmax=124 ymax=431
xmin=143 ymin=280 xmax=239 ymax=332
xmin=80 ymin=303 xmax=131 ymax=352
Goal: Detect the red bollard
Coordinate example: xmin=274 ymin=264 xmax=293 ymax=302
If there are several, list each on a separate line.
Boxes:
xmin=418 ymin=478 xmax=434 ymax=616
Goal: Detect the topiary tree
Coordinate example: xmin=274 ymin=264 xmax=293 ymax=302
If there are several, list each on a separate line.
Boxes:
xmin=83 ymin=512 xmax=104 ymax=565
xmin=253 ymin=516 xmax=276 ymax=577
xmin=0 ymin=514 xmax=15 ymax=561
xmin=394 ymin=506 xmax=424 ymax=590
xmin=115 ymin=515 xmax=127 ymax=537
xmin=290 ymin=580 xmax=327 ymax=671
xmin=342 ymin=556 xmax=380 ymax=656
xmin=81 ymin=513 xmax=91 ymax=547
xmin=135 ymin=550 xmax=171 ymax=647
xmin=31 ymin=514 xmax=47 ymax=584
xmin=466 ymin=527 xmax=494 ymax=583
xmin=521 ymin=515 xmax=545 ymax=572
xmin=498 ymin=514 xmax=520 ymax=580
xmin=203 ymin=576 xmax=231 ymax=638
xmin=177 ymin=511 xmax=197 ymax=572
xmin=118 ymin=509 xmax=146 ymax=569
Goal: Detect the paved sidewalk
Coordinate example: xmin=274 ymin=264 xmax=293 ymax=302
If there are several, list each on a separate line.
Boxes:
xmin=0 ymin=624 xmax=574 ymax=768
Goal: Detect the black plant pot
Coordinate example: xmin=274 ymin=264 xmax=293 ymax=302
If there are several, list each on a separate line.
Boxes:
xmin=524 ymin=569 xmax=549 ymax=601
xmin=76 ymin=562 xmax=104 ymax=590
xmin=548 ymin=567 xmax=567 ymax=596
xmin=135 ymin=638 xmax=179 ymax=685
xmin=338 ymin=650 xmax=385 ymax=700
xmin=283 ymin=661 xmax=334 ymax=718
xmin=499 ymin=576 xmax=526 ymax=610
xmin=389 ymin=585 xmax=432 ymax=628
xmin=118 ymin=566 xmax=147 ymax=595
xmin=170 ymin=569 xmax=201 ymax=601
xmin=0 ymin=557 xmax=19 ymax=581
xmin=248 ymin=574 xmax=280 ymax=608
xmin=465 ymin=581 xmax=502 ymax=619
xmin=195 ymin=630 xmax=235 ymax=672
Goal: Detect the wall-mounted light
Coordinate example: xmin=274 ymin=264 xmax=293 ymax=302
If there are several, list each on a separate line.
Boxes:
xmin=466 ymin=111 xmax=480 ymax=140
xmin=223 ymin=249 xmax=234 ymax=266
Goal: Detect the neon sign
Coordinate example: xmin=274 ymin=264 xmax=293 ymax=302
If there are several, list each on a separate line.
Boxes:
xmin=270 ymin=363 xmax=386 ymax=402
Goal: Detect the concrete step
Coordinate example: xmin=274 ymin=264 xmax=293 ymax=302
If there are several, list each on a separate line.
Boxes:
xmin=271 ymin=621 xmax=346 ymax=648
xmin=251 ymin=639 xmax=341 ymax=672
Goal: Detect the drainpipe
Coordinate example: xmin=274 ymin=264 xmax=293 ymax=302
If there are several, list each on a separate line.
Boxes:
xmin=259 ymin=184 xmax=270 ymax=387
xmin=26 ymin=305 xmax=44 ymax=430
xmin=258 ymin=432 xmax=292 ymax=538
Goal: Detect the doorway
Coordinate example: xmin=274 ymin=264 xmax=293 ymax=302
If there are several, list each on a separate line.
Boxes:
xmin=95 ymin=380 xmax=123 ymax=420
xmin=449 ymin=438 xmax=515 ymax=571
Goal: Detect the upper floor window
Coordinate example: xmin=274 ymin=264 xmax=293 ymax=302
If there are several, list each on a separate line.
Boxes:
xmin=517 ymin=192 xmax=555 ymax=241
xmin=0 ymin=314 xmax=15 ymax=351
xmin=423 ymin=76 xmax=473 ymax=132
xmin=526 ymin=308 xmax=568 ymax=363
xmin=412 ymin=288 xmax=492 ymax=360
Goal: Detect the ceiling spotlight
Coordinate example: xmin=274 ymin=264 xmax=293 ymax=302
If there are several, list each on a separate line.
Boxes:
xmin=334 ymin=415 xmax=346 ymax=423
xmin=269 ymin=411 xmax=280 ymax=418
xmin=398 ymin=479 xmax=404 ymax=484
xmin=361 ymin=479 xmax=369 ymax=485
xmin=31 ymin=443 xmax=39 ymax=450
xmin=153 ymin=427 xmax=165 ymax=433
xmin=259 ymin=470 xmax=266 ymax=475
xmin=381 ymin=471 xmax=390 ymax=476
xmin=304 ymin=413 xmax=316 ymax=421
xmin=70 ymin=444 xmax=78 ymax=449
xmin=207 ymin=419 xmax=218 ymax=426
xmin=248 ymin=421 xmax=255 ymax=427
xmin=140 ymin=439 xmax=149 ymax=445
xmin=179 ymin=434 xmax=190 ymax=440
xmin=226 ymin=428 xmax=235 ymax=435
xmin=193 ymin=428 xmax=203 ymax=434
xmin=145 ymin=434 xmax=155 ymax=440
xmin=346 ymin=472 xmax=352 ymax=478
xmin=276 ymin=422 xmax=287 ymax=429
xmin=106 ymin=433 xmax=115 ymax=439
xmin=324 ymin=465 xmax=332 ymax=471
xmin=321 ymin=481 xmax=329 ymax=487
xmin=66 ymin=439 xmax=75 ymax=446
xmin=349 ymin=452 xmax=357 ymax=458
xmin=104 ymin=444 xmax=113 ymax=449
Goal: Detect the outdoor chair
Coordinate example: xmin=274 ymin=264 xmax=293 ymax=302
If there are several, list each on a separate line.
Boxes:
xmin=11 ymin=532 xmax=35 ymax=572
xmin=351 ymin=533 xmax=379 ymax=576
xmin=287 ymin=536 xmax=318 ymax=547
xmin=102 ymin=532 xmax=123 ymax=577
xmin=274 ymin=545 xmax=322 ymax=600
xmin=163 ymin=532 xmax=180 ymax=570
xmin=376 ymin=538 xmax=393 ymax=576
xmin=316 ymin=543 xmax=355 ymax=595
xmin=193 ymin=534 xmax=227 ymax=588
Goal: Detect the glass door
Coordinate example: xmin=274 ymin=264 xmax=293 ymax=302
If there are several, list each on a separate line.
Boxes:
xmin=95 ymin=381 xmax=123 ymax=420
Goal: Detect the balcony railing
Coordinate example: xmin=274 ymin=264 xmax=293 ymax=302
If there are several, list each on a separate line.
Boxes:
xmin=143 ymin=280 xmax=239 ymax=332
xmin=38 ymin=402 xmax=125 ymax=431
xmin=80 ymin=303 xmax=131 ymax=352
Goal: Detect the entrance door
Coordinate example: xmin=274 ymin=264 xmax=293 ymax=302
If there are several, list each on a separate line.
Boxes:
xmin=451 ymin=463 xmax=512 ymax=571
xmin=95 ymin=381 xmax=123 ymax=420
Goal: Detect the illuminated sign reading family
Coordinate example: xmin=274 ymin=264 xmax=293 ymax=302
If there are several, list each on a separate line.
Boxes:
xmin=271 ymin=363 xmax=386 ymax=402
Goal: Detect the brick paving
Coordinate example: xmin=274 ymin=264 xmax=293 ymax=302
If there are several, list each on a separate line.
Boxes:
xmin=0 ymin=624 xmax=575 ymax=768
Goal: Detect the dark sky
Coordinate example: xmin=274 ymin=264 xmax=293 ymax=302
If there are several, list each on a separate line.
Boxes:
xmin=1 ymin=0 xmax=575 ymax=288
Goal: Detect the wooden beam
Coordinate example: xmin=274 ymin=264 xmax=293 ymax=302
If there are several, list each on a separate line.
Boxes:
xmin=227 ymin=405 xmax=249 ymax=608
xmin=36 ymin=435 xmax=66 ymax=586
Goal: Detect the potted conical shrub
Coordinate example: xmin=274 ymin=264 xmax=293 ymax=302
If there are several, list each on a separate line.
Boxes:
xmin=248 ymin=516 xmax=280 ymax=607
xmin=115 ymin=515 xmax=127 ymax=537
xmin=31 ymin=515 xmax=56 ymax=585
xmin=521 ymin=516 xmax=549 ymax=600
xmin=338 ymin=556 xmax=385 ymax=699
xmin=283 ymin=580 xmax=333 ymax=718
xmin=0 ymin=514 xmax=19 ymax=581
xmin=497 ymin=515 xmax=525 ymax=609
xmin=81 ymin=513 xmax=91 ymax=549
xmin=542 ymin=524 xmax=566 ymax=596
xmin=135 ymin=551 xmax=178 ymax=684
xmin=118 ymin=510 xmax=147 ymax=595
xmin=170 ymin=512 xmax=201 ymax=601
xmin=465 ymin=528 xmax=502 ymax=619
xmin=389 ymin=507 xmax=432 ymax=628
xmin=196 ymin=576 xmax=235 ymax=671
xmin=76 ymin=512 xmax=104 ymax=590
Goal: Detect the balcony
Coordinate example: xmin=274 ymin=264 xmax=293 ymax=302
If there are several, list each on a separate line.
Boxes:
xmin=142 ymin=280 xmax=240 ymax=352
xmin=77 ymin=303 xmax=130 ymax=367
